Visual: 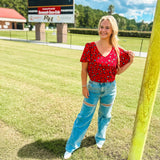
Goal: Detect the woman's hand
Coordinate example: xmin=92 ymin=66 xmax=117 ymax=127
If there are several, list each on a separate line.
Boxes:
xmin=127 ymin=50 xmax=135 ymax=63
xmin=116 ymin=50 xmax=135 ymax=75
xmin=82 ymin=87 xmax=89 ymax=98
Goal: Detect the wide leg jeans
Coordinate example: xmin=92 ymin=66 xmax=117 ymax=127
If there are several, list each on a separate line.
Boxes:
xmin=65 ymin=80 xmax=117 ymax=153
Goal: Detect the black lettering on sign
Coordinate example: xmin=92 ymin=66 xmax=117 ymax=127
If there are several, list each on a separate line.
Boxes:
xmin=44 ymin=15 xmax=53 ymax=22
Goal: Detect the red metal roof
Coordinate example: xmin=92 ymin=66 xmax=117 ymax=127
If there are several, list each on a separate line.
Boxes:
xmin=0 ymin=8 xmax=26 ymax=20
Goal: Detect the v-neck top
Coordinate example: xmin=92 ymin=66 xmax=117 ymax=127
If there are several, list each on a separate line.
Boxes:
xmin=95 ymin=43 xmax=113 ymax=58
xmin=80 ymin=42 xmax=130 ymax=83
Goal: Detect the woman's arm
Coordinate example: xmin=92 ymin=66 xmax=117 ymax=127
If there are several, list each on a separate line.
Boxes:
xmin=81 ymin=62 xmax=89 ymax=98
xmin=117 ymin=51 xmax=135 ymax=75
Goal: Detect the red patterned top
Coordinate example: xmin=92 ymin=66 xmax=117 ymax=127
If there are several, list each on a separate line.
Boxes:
xmin=80 ymin=42 xmax=130 ymax=83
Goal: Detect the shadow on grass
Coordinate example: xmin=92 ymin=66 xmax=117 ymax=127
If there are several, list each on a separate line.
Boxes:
xmin=17 ymin=136 xmax=96 ymax=159
xmin=17 ymin=138 xmax=66 ymax=159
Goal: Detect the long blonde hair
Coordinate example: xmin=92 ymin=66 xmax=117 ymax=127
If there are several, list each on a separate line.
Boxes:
xmin=98 ymin=15 xmax=120 ymax=67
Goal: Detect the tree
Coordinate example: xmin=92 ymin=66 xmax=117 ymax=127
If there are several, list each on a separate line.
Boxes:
xmin=143 ymin=23 xmax=149 ymax=31
xmin=139 ymin=20 xmax=149 ymax=31
xmin=116 ymin=17 xmax=120 ymax=26
xmin=119 ymin=18 xmax=127 ymax=30
xmin=74 ymin=9 xmax=79 ymax=27
xmin=140 ymin=20 xmax=145 ymax=31
xmin=76 ymin=4 xmax=85 ymax=27
xmin=127 ymin=19 xmax=137 ymax=30
xmin=128 ymin=24 xmax=137 ymax=30
xmin=148 ymin=22 xmax=153 ymax=31
xmin=108 ymin=5 xmax=114 ymax=15
xmin=83 ymin=6 xmax=95 ymax=28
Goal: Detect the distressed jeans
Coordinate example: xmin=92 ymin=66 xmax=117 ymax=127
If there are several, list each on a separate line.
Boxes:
xmin=65 ymin=80 xmax=117 ymax=153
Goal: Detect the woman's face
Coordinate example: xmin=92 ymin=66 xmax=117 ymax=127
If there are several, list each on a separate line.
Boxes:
xmin=99 ymin=19 xmax=113 ymax=40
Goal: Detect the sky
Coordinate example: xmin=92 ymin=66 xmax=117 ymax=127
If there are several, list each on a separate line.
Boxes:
xmin=75 ymin=0 xmax=157 ymax=23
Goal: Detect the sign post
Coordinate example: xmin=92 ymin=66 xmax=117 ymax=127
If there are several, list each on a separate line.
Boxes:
xmin=57 ymin=23 xmax=68 ymax=43
xmin=128 ymin=0 xmax=160 ymax=159
xmin=35 ymin=23 xmax=45 ymax=41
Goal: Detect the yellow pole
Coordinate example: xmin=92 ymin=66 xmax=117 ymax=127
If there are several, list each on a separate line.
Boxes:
xmin=128 ymin=0 xmax=160 ymax=160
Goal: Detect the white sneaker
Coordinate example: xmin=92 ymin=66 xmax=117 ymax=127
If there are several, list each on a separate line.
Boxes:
xmin=97 ymin=143 xmax=103 ymax=149
xmin=64 ymin=151 xmax=72 ymax=159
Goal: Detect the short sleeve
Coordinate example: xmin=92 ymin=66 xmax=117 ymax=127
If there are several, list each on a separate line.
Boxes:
xmin=119 ymin=48 xmax=130 ymax=67
xmin=80 ymin=43 xmax=91 ymax=62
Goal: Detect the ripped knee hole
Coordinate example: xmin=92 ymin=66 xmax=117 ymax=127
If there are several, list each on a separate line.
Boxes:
xmin=101 ymin=103 xmax=112 ymax=107
xmin=83 ymin=101 xmax=95 ymax=107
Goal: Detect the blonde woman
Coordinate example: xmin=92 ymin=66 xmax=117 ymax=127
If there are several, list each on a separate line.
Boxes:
xmin=64 ymin=15 xmax=134 ymax=159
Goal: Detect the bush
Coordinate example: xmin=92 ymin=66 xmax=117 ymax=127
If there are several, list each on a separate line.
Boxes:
xmin=68 ymin=28 xmax=151 ymax=38
xmin=118 ymin=30 xmax=151 ymax=38
xmin=68 ymin=28 xmax=98 ymax=35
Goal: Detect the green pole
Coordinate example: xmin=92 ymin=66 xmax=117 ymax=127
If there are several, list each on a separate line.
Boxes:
xmin=128 ymin=0 xmax=160 ymax=159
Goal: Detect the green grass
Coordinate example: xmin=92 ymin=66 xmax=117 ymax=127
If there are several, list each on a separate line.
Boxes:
xmin=0 ymin=30 xmax=35 ymax=41
xmin=66 ymin=34 xmax=150 ymax=53
xmin=0 ymin=40 xmax=159 ymax=160
xmin=0 ymin=30 xmax=150 ymax=52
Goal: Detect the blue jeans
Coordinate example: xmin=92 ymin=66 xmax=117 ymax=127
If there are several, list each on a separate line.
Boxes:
xmin=65 ymin=80 xmax=117 ymax=153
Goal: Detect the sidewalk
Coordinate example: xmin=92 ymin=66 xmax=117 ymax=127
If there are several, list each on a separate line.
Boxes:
xmin=0 ymin=36 xmax=147 ymax=57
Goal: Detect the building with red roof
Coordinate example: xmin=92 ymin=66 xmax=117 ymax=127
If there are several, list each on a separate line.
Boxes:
xmin=0 ymin=8 xmax=26 ymax=30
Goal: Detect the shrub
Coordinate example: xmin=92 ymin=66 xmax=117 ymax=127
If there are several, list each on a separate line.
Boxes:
xmin=68 ymin=28 xmax=151 ymax=38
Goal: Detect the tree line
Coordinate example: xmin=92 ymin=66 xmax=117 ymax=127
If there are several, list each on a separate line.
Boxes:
xmin=74 ymin=4 xmax=153 ymax=31
xmin=0 ymin=0 xmax=153 ymax=31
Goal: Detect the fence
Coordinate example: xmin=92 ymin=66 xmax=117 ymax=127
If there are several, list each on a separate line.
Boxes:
xmin=0 ymin=30 xmax=149 ymax=55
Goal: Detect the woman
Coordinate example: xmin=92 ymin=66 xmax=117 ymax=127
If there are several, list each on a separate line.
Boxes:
xmin=64 ymin=15 xmax=134 ymax=159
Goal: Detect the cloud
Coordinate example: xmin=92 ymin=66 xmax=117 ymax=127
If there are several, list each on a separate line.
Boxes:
xmin=125 ymin=9 xmax=144 ymax=21
xmin=127 ymin=0 xmax=156 ymax=5
xmin=75 ymin=0 xmax=157 ymax=22
xmin=119 ymin=13 xmax=124 ymax=17
xmin=122 ymin=2 xmax=156 ymax=22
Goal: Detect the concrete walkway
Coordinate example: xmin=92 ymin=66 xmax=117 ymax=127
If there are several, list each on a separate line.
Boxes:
xmin=0 ymin=36 xmax=147 ymax=57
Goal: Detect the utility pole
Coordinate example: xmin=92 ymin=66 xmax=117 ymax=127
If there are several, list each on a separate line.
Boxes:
xmin=128 ymin=0 xmax=160 ymax=159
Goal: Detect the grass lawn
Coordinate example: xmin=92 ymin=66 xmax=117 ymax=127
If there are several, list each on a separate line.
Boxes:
xmin=0 ymin=30 xmax=150 ymax=52
xmin=0 ymin=40 xmax=159 ymax=160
